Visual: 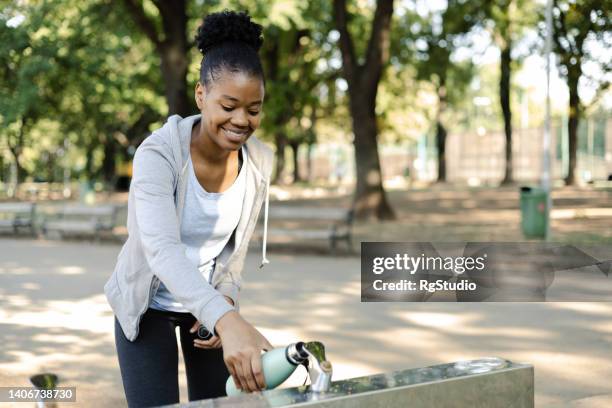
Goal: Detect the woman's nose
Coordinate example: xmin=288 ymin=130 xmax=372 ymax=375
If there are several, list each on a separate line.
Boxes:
xmin=231 ymin=109 xmax=249 ymax=127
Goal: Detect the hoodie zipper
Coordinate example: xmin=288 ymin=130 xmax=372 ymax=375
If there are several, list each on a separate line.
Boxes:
xmin=133 ymin=275 xmax=158 ymax=339
xmin=211 ymin=179 xmax=266 ymax=284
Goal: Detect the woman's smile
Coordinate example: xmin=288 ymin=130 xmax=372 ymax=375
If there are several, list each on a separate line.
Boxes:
xmin=221 ymin=126 xmax=250 ymax=143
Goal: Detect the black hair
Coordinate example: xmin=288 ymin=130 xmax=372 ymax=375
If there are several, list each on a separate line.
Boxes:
xmin=195 ymin=10 xmax=265 ymax=89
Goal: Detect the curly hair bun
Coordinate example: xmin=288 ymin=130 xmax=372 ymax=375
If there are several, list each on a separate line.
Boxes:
xmin=195 ymin=10 xmax=263 ymax=55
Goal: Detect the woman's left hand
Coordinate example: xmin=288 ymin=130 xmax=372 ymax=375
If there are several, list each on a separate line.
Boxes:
xmin=191 ymin=295 xmax=235 ymax=349
xmin=192 ymin=328 xmax=222 ymax=349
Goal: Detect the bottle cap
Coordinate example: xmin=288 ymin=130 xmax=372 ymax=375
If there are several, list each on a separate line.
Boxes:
xmin=286 ymin=342 xmax=309 ymax=365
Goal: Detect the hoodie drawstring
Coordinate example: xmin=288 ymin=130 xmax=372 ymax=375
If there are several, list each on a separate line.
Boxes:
xmin=259 ymin=178 xmax=271 ymax=268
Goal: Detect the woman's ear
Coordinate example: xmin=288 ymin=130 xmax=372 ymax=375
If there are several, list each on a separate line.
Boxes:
xmin=195 ymin=82 xmax=206 ymax=109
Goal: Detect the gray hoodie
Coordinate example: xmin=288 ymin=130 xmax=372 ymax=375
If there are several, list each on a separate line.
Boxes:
xmin=104 ymin=114 xmax=273 ymax=341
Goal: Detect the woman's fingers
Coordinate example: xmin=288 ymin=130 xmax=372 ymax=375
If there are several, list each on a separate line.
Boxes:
xmin=193 ymin=335 xmax=221 ymax=349
xmin=226 ymin=360 xmax=241 ymax=391
xmin=232 ymin=360 xmax=246 ymax=391
xmin=241 ymin=356 xmax=259 ymax=392
xmin=189 ymin=321 xmax=201 ymax=334
xmin=251 ymin=352 xmax=266 ymax=390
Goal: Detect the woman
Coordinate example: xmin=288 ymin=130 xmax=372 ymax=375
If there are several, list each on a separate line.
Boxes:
xmin=104 ymin=10 xmax=274 ymax=407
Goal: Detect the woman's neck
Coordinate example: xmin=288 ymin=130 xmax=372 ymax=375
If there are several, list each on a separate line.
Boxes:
xmin=190 ymin=121 xmax=238 ymax=166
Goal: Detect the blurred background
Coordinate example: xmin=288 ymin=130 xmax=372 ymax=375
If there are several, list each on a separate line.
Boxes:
xmin=0 ymin=0 xmax=609 ymax=212
xmin=1 ymin=1 xmax=611 ymax=406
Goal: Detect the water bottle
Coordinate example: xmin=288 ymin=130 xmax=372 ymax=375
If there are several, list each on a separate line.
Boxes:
xmin=226 ymin=342 xmax=309 ymax=396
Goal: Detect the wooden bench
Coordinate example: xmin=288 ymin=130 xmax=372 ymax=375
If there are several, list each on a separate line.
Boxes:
xmin=259 ymin=206 xmax=354 ymax=253
xmin=0 ymin=202 xmax=36 ymax=235
xmin=42 ymin=204 xmax=119 ymax=241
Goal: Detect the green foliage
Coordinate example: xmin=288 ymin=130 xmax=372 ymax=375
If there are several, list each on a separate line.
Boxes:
xmin=396 ymin=0 xmax=485 ymax=126
xmin=0 ymin=0 xmax=165 ymax=183
xmin=548 ymin=0 xmax=610 ymax=99
xmin=2 ymin=0 xmax=608 ymax=188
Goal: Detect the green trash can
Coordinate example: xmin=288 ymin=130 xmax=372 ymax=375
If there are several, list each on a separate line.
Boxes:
xmin=520 ymin=186 xmax=548 ymax=238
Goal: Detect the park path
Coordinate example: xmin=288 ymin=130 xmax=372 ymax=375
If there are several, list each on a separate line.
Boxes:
xmin=1 ymin=237 xmax=611 ymax=407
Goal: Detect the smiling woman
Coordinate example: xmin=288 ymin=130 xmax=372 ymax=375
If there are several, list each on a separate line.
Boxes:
xmin=104 ymin=9 xmax=275 ymax=408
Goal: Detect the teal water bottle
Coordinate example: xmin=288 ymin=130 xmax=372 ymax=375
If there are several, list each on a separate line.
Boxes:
xmin=226 ymin=342 xmax=309 ymax=396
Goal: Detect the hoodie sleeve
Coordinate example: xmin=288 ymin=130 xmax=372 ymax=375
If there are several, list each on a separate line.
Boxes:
xmin=215 ymin=281 xmax=240 ymax=308
xmin=132 ymin=141 xmax=234 ymax=333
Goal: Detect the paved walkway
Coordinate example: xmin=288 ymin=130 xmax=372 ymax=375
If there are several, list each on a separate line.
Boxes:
xmin=1 ymin=238 xmax=611 ymax=407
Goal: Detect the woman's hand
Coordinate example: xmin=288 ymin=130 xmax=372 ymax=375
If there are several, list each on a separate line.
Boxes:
xmin=215 ymin=311 xmax=273 ymax=393
xmin=191 ymin=295 xmax=235 ymax=349
xmin=191 ymin=322 xmax=222 ymax=349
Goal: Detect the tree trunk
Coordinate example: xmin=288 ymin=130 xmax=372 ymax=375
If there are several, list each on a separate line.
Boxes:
xmin=48 ymin=153 xmax=57 ymax=183
xmin=500 ymin=42 xmax=513 ymax=185
xmin=7 ymin=145 xmax=26 ymax=185
xmin=334 ymin=0 xmax=395 ymax=220
xmin=306 ymin=142 xmax=314 ymax=181
xmin=351 ymin=98 xmax=395 ymax=219
xmin=85 ymin=146 xmax=95 ymax=180
xmin=565 ymin=74 xmax=580 ymax=185
xmin=436 ymin=81 xmax=447 ymax=183
xmin=101 ymin=138 xmax=117 ymax=187
xmin=273 ymin=133 xmax=287 ymax=185
xmin=122 ymin=0 xmax=191 ymax=117
xmin=159 ymin=41 xmax=191 ymax=117
xmin=289 ymin=141 xmax=302 ymax=183
xmin=436 ymin=121 xmax=447 ymax=182
xmin=7 ymin=120 xmax=27 ymax=185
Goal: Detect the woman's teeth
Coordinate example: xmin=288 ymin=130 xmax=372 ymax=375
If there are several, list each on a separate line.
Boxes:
xmin=223 ymin=128 xmax=247 ymax=137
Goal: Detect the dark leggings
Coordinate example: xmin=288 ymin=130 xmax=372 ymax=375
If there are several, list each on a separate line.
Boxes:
xmin=114 ymin=308 xmax=229 ymax=407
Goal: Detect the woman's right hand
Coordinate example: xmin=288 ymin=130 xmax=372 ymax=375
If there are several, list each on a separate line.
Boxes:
xmin=215 ymin=311 xmax=273 ymax=393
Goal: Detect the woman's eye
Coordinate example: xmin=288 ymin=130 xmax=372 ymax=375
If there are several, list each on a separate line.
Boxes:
xmin=222 ymin=106 xmax=234 ymax=112
xmin=249 ymin=111 xmax=260 ymax=116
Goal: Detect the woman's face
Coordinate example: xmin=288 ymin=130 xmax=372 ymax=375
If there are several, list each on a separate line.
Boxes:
xmin=195 ymin=70 xmax=264 ymax=151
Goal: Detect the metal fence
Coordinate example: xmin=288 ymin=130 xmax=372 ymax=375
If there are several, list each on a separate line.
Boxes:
xmin=296 ymin=117 xmax=611 ymax=185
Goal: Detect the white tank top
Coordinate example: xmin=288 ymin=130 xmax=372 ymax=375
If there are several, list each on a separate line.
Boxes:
xmin=150 ymin=147 xmax=247 ymax=312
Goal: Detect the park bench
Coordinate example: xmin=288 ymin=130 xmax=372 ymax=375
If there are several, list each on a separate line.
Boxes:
xmin=258 ymin=205 xmax=354 ymax=253
xmin=0 ymin=202 xmax=37 ymax=235
xmin=41 ymin=204 xmax=119 ymax=241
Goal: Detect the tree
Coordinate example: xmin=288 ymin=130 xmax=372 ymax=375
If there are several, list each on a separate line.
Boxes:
xmin=333 ymin=0 xmax=395 ymax=220
xmin=259 ymin=23 xmax=310 ymax=184
xmin=0 ymin=1 xmax=62 ymax=185
xmin=486 ymin=0 xmax=538 ymax=185
xmin=406 ymin=1 xmax=482 ymax=182
xmin=120 ymin=0 xmax=201 ymax=117
xmin=50 ymin=0 xmax=164 ymax=185
xmin=0 ymin=0 xmax=165 ymax=187
xmin=253 ymin=0 xmax=337 ymax=184
xmin=549 ymin=0 xmax=610 ymax=185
